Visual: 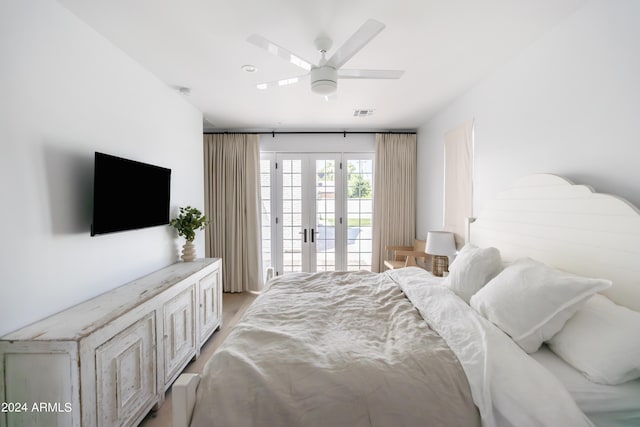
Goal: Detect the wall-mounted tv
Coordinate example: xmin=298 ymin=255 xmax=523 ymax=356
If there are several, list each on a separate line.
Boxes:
xmin=91 ymin=152 xmax=171 ymax=236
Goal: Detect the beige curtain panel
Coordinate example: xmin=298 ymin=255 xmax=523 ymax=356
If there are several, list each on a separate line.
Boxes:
xmin=204 ymin=133 xmax=263 ymax=292
xmin=444 ymin=120 xmax=474 ymax=247
xmin=371 ymin=133 xmax=417 ymax=272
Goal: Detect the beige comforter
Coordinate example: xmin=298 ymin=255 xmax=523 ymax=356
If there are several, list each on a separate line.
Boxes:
xmin=190 ymin=270 xmax=480 ymax=427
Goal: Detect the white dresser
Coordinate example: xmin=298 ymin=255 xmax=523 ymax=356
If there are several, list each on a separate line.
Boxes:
xmin=0 ymin=258 xmax=222 ymax=427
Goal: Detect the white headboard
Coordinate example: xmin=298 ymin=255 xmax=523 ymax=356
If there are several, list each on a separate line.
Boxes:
xmin=469 ymin=174 xmax=640 ymax=311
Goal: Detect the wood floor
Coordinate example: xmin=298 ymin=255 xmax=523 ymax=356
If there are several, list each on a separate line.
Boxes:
xmin=140 ymin=291 xmax=258 ymax=427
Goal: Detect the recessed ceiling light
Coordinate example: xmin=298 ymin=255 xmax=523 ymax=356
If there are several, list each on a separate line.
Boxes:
xmin=241 ymin=64 xmax=258 ymax=73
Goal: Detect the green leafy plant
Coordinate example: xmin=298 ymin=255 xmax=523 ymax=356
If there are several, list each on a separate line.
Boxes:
xmin=348 ymin=173 xmax=372 ymax=198
xmin=169 ymin=206 xmax=210 ymax=242
xmin=348 ymin=163 xmax=372 ymax=199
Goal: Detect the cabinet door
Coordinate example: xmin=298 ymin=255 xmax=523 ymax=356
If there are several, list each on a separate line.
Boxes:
xmin=163 ymin=285 xmax=196 ymax=386
xmin=95 ymin=313 xmax=156 ymax=427
xmin=199 ymin=268 xmax=222 ymax=344
xmin=1 ymin=343 xmax=78 ymax=427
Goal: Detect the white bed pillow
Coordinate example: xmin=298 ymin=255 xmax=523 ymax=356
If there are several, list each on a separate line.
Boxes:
xmin=548 ymin=294 xmax=640 ymax=385
xmin=444 ymin=244 xmax=502 ymax=303
xmin=470 ymin=258 xmax=611 ymax=353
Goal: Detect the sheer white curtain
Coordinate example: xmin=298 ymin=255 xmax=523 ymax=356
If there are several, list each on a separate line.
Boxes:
xmin=204 ymin=133 xmax=263 ymax=292
xmin=444 ymin=120 xmax=474 ymax=247
xmin=371 ymin=133 xmax=417 ymax=272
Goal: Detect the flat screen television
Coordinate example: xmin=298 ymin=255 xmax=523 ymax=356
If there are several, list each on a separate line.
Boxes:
xmin=91 ymin=152 xmax=171 ymax=236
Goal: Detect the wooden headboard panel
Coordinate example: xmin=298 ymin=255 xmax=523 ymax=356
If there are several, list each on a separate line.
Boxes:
xmin=469 ymin=174 xmax=640 ymax=311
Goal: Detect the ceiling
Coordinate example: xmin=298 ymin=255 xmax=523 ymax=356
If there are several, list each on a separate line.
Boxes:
xmin=58 ymin=0 xmax=586 ymax=131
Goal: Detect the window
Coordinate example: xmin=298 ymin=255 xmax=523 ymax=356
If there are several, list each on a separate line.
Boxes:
xmin=260 ymin=153 xmax=275 ymax=276
xmin=345 ymin=156 xmax=374 ymax=271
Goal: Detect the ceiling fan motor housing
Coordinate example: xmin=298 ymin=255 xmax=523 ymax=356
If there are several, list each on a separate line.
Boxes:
xmin=310 ymin=66 xmax=338 ymax=95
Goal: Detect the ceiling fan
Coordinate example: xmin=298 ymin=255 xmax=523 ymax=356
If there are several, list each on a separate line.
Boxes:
xmin=247 ymin=19 xmax=404 ymax=96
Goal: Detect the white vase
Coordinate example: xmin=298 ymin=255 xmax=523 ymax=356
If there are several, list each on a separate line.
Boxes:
xmin=181 ymin=240 xmax=196 ymax=262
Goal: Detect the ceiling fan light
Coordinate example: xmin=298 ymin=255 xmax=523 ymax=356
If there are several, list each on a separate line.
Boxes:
xmin=310 ymin=66 xmax=337 ymax=95
xmin=311 ymin=80 xmax=337 ymax=95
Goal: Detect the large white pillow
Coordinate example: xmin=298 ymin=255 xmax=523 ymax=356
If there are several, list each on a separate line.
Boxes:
xmin=548 ymin=294 xmax=640 ymax=385
xmin=445 ymin=244 xmax=502 ymax=303
xmin=470 ymin=258 xmax=611 ymax=353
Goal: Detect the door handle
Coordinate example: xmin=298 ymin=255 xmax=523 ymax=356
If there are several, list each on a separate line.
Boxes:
xmin=311 ymin=228 xmax=315 ymax=243
xmin=300 ymin=228 xmax=307 ymax=243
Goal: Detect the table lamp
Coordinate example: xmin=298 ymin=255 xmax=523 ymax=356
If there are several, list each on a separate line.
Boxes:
xmin=426 ymin=231 xmax=456 ymax=277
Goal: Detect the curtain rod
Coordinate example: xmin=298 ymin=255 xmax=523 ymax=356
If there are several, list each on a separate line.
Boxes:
xmin=203 ymin=131 xmax=416 ymax=137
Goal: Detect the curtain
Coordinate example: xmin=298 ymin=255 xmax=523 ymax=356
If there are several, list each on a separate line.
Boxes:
xmin=204 ymin=134 xmax=263 ymax=292
xmin=371 ymin=133 xmax=417 ymax=272
xmin=444 ymin=120 xmax=474 ymax=247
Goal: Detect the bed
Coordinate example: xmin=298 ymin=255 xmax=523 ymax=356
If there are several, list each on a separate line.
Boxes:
xmin=173 ymin=174 xmax=640 ymax=427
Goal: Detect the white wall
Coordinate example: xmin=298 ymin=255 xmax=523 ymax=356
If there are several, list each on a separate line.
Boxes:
xmin=417 ymin=0 xmax=640 ymax=238
xmin=260 ymin=133 xmax=375 ymax=152
xmin=0 ymin=0 xmax=204 ymax=336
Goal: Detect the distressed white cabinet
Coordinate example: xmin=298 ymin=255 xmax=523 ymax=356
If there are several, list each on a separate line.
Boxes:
xmin=0 ymin=258 xmax=222 ymax=427
xmin=197 ymin=268 xmax=222 ymax=347
xmin=162 ymin=285 xmax=196 ymax=389
xmin=95 ymin=313 xmax=157 ymax=427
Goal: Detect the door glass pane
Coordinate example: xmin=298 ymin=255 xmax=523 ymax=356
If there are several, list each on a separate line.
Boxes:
xmin=281 ymin=159 xmax=303 ymax=273
xmin=346 ymin=159 xmax=374 ymax=270
xmin=315 ymin=159 xmax=337 ymax=271
xmin=260 ymin=158 xmax=272 ymax=274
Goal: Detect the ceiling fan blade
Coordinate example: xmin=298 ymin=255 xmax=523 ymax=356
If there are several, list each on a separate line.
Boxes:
xmin=247 ymin=34 xmax=314 ymax=71
xmin=326 ymin=19 xmax=385 ymax=69
xmin=338 ymin=69 xmax=404 ymax=79
xmin=255 ymin=74 xmax=309 ymax=91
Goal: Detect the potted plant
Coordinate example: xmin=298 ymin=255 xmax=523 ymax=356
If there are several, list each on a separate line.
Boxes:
xmin=170 ymin=206 xmax=210 ymax=262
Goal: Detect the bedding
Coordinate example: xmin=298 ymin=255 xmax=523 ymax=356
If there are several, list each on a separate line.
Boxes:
xmin=548 ymin=294 xmax=640 ymax=385
xmin=470 ymin=258 xmax=612 ymax=353
xmin=444 ymin=243 xmax=501 ymax=303
xmin=191 ymin=269 xmax=480 ymax=427
xmin=391 ymin=267 xmax=593 ymax=427
xmin=191 ymin=267 xmax=593 ymax=427
xmin=532 ymin=346 xmax=640 ymax=427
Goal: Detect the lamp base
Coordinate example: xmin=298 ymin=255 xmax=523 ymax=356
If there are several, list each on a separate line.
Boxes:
xmin=431 ymin=255 xmax=449 ymax=277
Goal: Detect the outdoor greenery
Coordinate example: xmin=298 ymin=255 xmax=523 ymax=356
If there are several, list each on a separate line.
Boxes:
xmin=316 ymin=162 xmax=372 ymax=199
xmin=169 ymin=206 xmax=209 ymax=242
xmin=348 ymin=173 xmax=372 ymax=198
xmin=317 ymin=162 xmax=335 ymax=181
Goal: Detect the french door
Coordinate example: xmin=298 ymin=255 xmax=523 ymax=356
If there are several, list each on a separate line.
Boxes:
xmin=261 ymin=152 xmax=374 ymax=275
xmin=276 ymin=153 xmax=342 ymax=273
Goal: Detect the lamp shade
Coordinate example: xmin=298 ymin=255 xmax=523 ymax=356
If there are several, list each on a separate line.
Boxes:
xmin=426 ymin=231 xmax=456 ymax=256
